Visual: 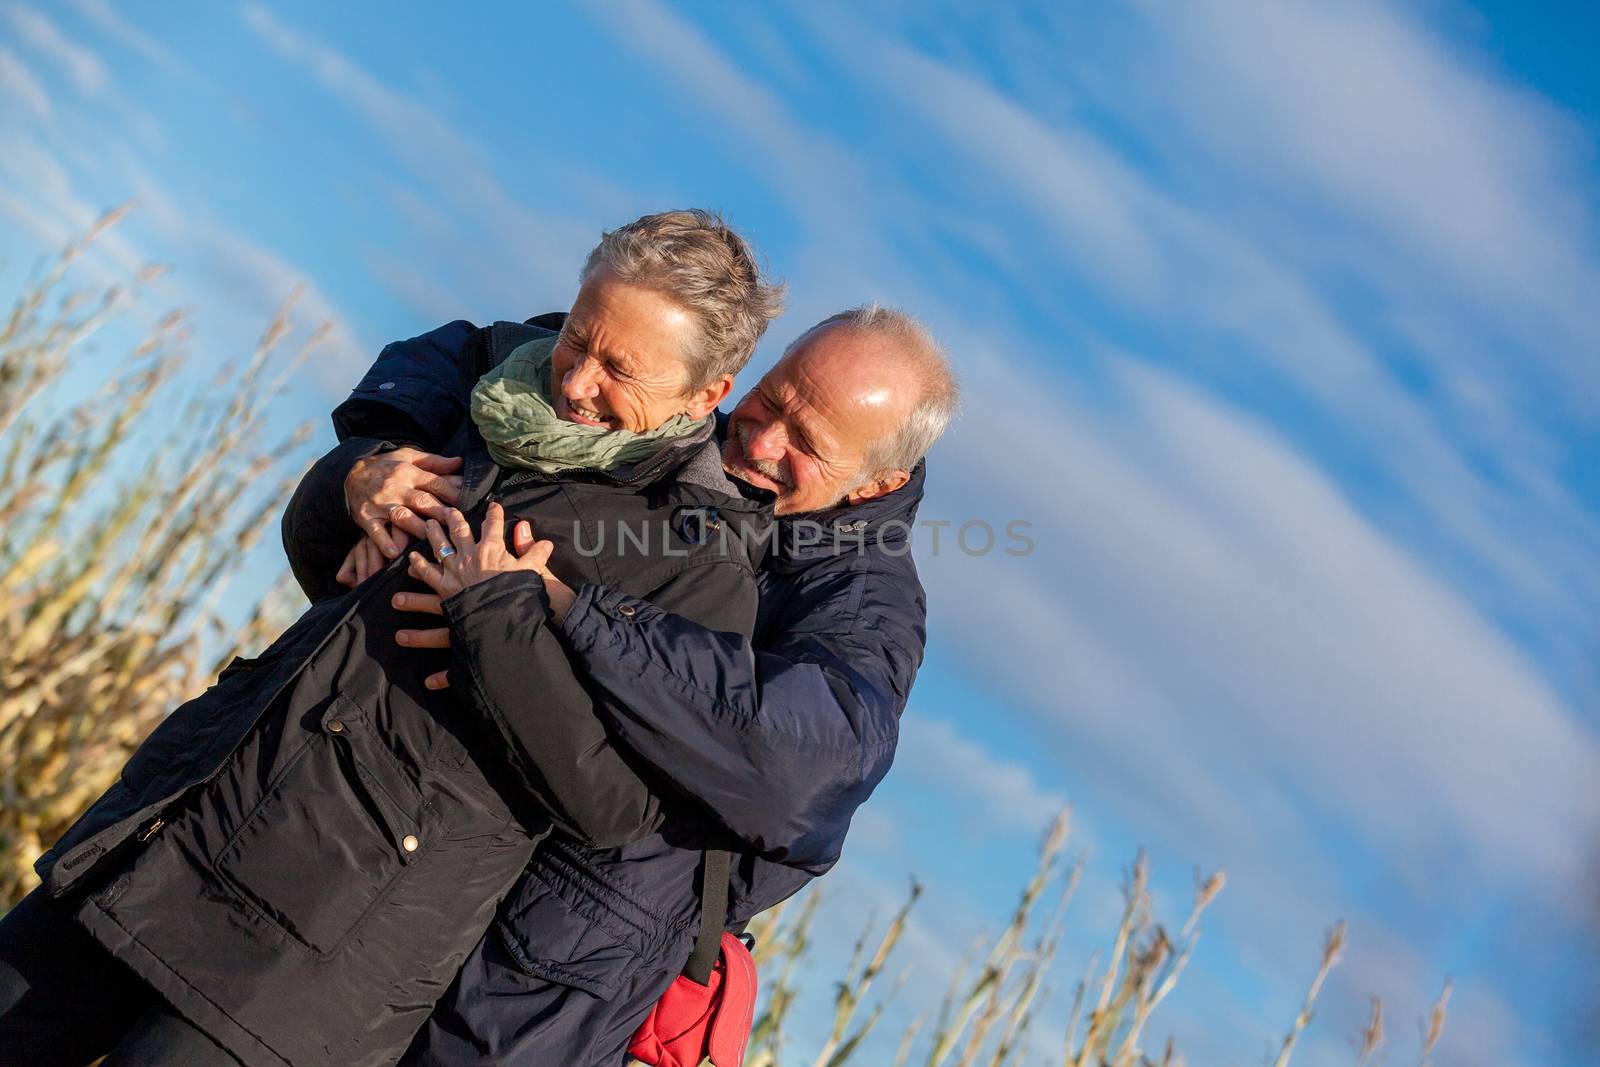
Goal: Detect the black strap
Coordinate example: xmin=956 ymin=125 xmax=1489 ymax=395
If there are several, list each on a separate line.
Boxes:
xmin=684 ymin=849 xmax=731 ymax=985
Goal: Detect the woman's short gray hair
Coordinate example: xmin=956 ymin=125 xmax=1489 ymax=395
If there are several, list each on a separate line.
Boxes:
xmin=582 ymin=210 xmax=786 ymax=388
xmin=796 ymin=304 xmax=960 ymax=478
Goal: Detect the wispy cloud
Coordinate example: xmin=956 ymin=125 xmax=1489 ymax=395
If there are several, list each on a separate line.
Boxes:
xmin=67 ymin=0 xmax=191 ymax=82
xmin=1133 ymin=0 xmax=1600 ymax=411
xmin=895 ymin=716 xmax=1067 ymax=837
xmin=0 ymin=130 xmax=140 ymax=276
xmin=4 ymin=3 xmax=107 ymax=96
xmin=932 ymin=340 xmax=1600 ymax=900
xmin=0 ymin=45 xmax=49 ymax=121
xmin=239 ymin=3 xmax=598 ymax=319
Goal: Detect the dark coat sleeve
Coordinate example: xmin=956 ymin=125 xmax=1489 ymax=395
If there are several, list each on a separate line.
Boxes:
xmin=330 ymin=320 xmax=487 ymax=448
xmin=556 ymin=566 xmax=925 ymax=872
xmin=442 ymin=560 xmax=759 ymax=849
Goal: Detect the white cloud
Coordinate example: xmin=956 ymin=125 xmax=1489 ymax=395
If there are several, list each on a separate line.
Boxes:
xmin=895 ymin=717 xmax=1067 ymax=835
xmin=0 ymin=45 xmax=50 ymax=120
xmin=1133 ymin=0 xmax=1600 ymax=409
xmin=238 ymin=4 xmax=595 ymax=321
xmin=68 ymin=0 xmax=190 ymax=82
xmin=130 ymin=174 xmax=365 ymax=382
xmin=0 ymin=130 xmax=141 ymax=277
xmin=4 ymin=3 xmax=108 ymax=96
xmin=923 ymin=341 xmax=1600 ymax=913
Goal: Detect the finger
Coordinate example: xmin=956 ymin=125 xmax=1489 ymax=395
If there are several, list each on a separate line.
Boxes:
xmin=357 ymin=514 xmax=401 ymax=559
xmin=413 ymin=474 xmax=463 ymax=503
xmin=412 ymin=500 xmax=454 ymax=525
xmin=354 ymin=540 xmax=375 ymax=584
xmin=402 ymin=490 xmax=443 ymax=516
xmin=388 ymin=504 xmax=430 ymax=541
xmin=512 ymin=520 xmax=535 ymax=555
xmin=424 ymin=518 xmax=454 ymax=562
xmin=391 ymin=591 xmax=444 ymax=616
xmin=368 ymin=537 xmax=389 ymax=576
xmin=424 ymin=670 xmax=451 ymax=691
xmin=396 ymin=626 xmax=450 ymax=649
xmin=482 ymin=502 xmax=506 ymax=551
xmin=444 ymin=507 xmax=475 ymax=554
xmin=336 ymin=544 xmax=359 ymax=587
xmin=407 ymin=550 xmax=447 ymax=593
xmin=410 ymin=453 xmax=464 ymax=475
xmin=523 ymin=539 xmax=556 ymax=570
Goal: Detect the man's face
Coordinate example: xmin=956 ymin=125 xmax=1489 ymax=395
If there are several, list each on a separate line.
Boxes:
xmin=550 ymin=268 xmax=710 ymax=433
xmin=722 ymin=325 xmax=914 ymax=516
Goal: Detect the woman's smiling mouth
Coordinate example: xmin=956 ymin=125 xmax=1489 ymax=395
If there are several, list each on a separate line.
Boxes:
xmin=559 ymin=395 xmax=617 ymax=427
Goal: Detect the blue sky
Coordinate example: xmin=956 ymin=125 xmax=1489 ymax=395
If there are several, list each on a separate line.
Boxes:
xmin=3 ymin=2 xmax=1597 ymax=1063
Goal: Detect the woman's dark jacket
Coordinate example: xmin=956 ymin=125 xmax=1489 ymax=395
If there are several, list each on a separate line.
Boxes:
xmin=31 ymin=320 xmax=768 ymax=1067
xmin=305 ymin=316 xmax=929 ymax=1065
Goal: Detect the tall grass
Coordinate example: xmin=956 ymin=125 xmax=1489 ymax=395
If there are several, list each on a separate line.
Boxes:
xmin=0 ymin=210 xmax=314 ymax=904
xmin=1 ymin=217 xmax=1452 ymax=1064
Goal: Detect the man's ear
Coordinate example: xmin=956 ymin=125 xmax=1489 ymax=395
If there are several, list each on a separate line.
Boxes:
xmin=684 ymin=374 xmax=734 ymax=420
xmin=846 ymin=469 xmax=911 ymax=505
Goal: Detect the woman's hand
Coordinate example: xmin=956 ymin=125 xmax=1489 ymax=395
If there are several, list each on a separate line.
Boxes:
xmin=396 ymin=508 xmax=570 ymax=690
xmin=407 ymin=503 xmax=554 ymax=598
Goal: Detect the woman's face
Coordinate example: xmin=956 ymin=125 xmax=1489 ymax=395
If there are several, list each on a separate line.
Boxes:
xmin=550 ymin=269 xmax=731 ymax=433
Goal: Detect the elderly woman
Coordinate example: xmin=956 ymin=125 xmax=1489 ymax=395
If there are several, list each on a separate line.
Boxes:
xmin=0 ymin=211 xmax=783 ymax=1067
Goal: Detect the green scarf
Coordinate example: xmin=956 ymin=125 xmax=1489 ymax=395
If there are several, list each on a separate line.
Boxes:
xmin=469 ymin=336 xmax=708 ymax=475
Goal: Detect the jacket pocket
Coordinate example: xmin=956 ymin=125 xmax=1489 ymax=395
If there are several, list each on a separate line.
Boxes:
xmin=214 ymin=693 xmax=436 ymax=955
xmin=496 ymin=868 xmax=642 ymax=1001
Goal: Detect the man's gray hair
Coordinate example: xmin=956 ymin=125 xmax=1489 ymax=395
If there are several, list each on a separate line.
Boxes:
xmin=796 ymin=304 xmax=960 ymax=478
xmin=582 ymin=210 xmax=786 ymax=388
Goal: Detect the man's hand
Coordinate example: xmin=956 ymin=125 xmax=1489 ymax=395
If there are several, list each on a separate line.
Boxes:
xmin=394 ymin=508 xmax=573 ymax=690
xmin=343 ymin=447 xmax=464 ymax=560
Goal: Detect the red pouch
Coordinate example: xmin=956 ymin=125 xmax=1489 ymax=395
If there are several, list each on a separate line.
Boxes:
xmin=628 ymin=931 xmax=757 ymax=1067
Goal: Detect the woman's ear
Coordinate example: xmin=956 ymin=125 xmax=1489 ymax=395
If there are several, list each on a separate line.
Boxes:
xmin=683 ymin=374 xmax=734 ymax=419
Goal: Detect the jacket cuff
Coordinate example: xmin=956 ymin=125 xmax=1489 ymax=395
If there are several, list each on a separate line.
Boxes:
xmin=556 ymin=584 xmax=653 ymax=654
xmin=441 ymin=570 xmax=552 ymax=626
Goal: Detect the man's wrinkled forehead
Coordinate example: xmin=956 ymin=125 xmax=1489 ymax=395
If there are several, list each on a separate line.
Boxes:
xmin=774 ymin=329 xmax=914 ymax=429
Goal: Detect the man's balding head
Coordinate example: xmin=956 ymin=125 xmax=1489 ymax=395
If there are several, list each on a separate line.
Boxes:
xmin=722 ymin=305 xmax=959 ymax=515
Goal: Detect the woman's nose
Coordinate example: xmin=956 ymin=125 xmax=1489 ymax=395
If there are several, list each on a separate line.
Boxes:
xmin=564 ymin=355 xmax=601 ymax=399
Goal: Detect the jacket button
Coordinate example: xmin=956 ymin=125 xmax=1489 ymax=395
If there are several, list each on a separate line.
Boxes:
xmin=617 ymin=604 xmax=636 ymax=618
xmin=378 ymin=381 xmax=396 ymax=390
xmin=402 ymin=834 xmax=419 ymax=853
xmin=327 ymin=719 xmax=345 ymax=733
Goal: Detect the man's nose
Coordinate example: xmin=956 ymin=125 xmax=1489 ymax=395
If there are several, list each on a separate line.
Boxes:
xmin=564 ymin=355 xmax=601 ymax=399
xmin=745 ymin=422 xmax=787 ymax=462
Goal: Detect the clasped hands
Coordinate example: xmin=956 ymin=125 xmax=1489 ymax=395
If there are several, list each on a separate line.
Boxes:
xmin=339 ymin=448 xmax=576 ymax=690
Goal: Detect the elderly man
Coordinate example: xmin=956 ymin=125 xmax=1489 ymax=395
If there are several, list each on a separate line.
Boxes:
xmin=300 ymin=304 xmax=957 ymax=1065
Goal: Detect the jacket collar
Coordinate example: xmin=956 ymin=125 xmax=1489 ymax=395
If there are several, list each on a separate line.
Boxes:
xmin=711 ymin=409 xmax=926 ymax=562
xmin=770 ymin=461 xmax=926 ymax=562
